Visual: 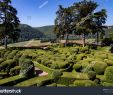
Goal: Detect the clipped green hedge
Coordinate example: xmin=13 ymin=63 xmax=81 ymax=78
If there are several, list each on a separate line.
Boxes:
xmin=0 ymin=59 xmax=17 ymax=73
xmin=15 ymin=76 xmax=52 ymax=87
xmin=7 ymin=50 xmax=18 ymax=59
xmin=34 ymin=61 xmax=54 ymax=74
xmin=0 ymin=75 xmax=26 ymax=86
xmin=74 ymin=80 xmax=97 ymax=87
xmin=57 ymin=77 xmax=76 ymax=86
xmin=10 ymin=66 xmax=21 ymax=76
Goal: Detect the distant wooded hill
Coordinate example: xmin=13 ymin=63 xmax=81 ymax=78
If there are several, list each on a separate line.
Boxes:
xmin=34 ymin=25 xmax=56 ymax=39
xmin=19 ymin=24 xmax=45 ymax=41
xmin=19 ymin=24 xmax=113 ymax=41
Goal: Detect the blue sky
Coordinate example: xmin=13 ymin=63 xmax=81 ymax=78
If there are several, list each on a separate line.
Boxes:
xmin=12 ymin=0 xmax=113 ymax=27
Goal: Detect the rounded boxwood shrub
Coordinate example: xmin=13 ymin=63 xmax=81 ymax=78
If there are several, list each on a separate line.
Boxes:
xmin=50 ymin=63 xmax=59 ymax=69
xmin=74 ymin=80 xmax=97 ymax=86
xmin=104 ymin=59 xmax=113 ymax=66
xmin=0 ymin=58 xmax=5 ymax=64
xmin=94 ymin=53 xmax=107 ymax=60
xmin=4 ymin=51 xmax=11 ymax=58
xmin=104 ymin=66 xmax=113 ymax=82
xmin=7 ymin=50 xmax=18 ymax=59
xmin=0 ymin=59 xmax=17 ymax=73
xmin=94 ymin=78 xmax=100 ymax=84
xmin=0 ymin=50 xmax=6 ymax=58
xmin=76 ymin=54 xmax=87 ymax=60
xmin=92 ymin=61 xmax=107 ymax=75
xmin=80 ymin=47 xmax=89 ymax=53
xmin=10 ymin=66 xmax=21 ymax=76
xmin=73 ymin=64 xmax=82 ymax=72
xmin=19 ymin=59 xmax=35 ymax=78
xmin=87 ymin=71 xmax=96 ymax=80
xmin=51 ymin=70 xmax=62 ymax=82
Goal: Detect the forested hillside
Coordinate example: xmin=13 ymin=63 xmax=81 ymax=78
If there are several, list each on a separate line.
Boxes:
xmin=34 ymin=25 xmax=56 ymax=39
xmin=19 ymin=24 xmax=45 ymax=41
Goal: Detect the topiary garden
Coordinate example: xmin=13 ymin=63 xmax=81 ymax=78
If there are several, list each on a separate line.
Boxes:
xmin=0 ymin=45 xmax=113 ymax=87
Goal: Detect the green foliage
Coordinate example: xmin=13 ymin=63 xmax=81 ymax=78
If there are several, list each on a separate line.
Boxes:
xmin=104 ymin=66 xmax=113 ymax=82
xmin=0 ymin=58 xmax=5 ymax=64
xmin=0 ymin=50 xmax=6 ymax=58
xmin=51 ymin=70 xmax=62 ymax=82
xmin=15 ymin=76 xmax=51 ymax=86
xmin=10 ymin=66 xmax=21 ymax=76
xmin=76 ymin=54 xmax=87 ymax=60
xmin=57 ymin=77 xmax=76 ymax=86
xmin=19 ymin=24 xmax=45 ymax=41
xmin=7 ymin=50 xmax=18 ymax=59
xmin=0 ymin=75 xmax=26 ymax=86
xmin=101 ymin=38 xmax=113 ymax=46
xmin=34 ymin=61 xmax=54 ymax=74
xmin=20 ymin=59 xmax=34 ymax=78
xmin=4 ymin=51 xmax=11 ymax=58
xmin=74 ymin=80 xmax=97 ymax=86
xmin=102 ymin=82 xmax=113 ymax=87
xmin=88 ymin=71 xmax=96 ymax=80
xmin=92 ymin=61 xmax=107 ymax=75
xmin=73 ymin=64 xmax=82 ymax=72
xmin=104 ymin=59 xmax=113 ymax=66
xmin=0 ymin=59 xmax=17 ymax=73
xmin=80 ymin=46 xmax=89 ymax=53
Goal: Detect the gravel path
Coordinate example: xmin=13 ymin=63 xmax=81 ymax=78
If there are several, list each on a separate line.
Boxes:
xmin=35 ymin=67 xmax=48 ymax=77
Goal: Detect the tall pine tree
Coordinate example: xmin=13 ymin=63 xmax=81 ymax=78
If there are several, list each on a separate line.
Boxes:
xmin=0 ymin=0 xmax=20 ymax=49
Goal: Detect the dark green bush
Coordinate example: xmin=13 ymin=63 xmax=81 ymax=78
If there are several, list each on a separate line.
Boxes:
xmin=104 ymin=66 xmax=113 ymax=82
xmin=76 ymin=54 xmax=87 ymax=60
xmin=73 ymin=64 xmax=82 ymax=72
xmin=92 ymin=61 xmax=107 ymax=75
xmin=51 ymin=70 xmax=62 ymax=82
xmin=19 ymin=59 xmax=35 ymax=78
xmin=74 ymin=80 xmax=97 ymax=86
xmin=80 ymin=47 xmax=89 ymax=53
xmin=104 ymin=59 xmax=113 ymax=66
xmin=101 ymin=38 xmax=113 ymax=46
xmin=0 ymin=50 xmax=6 ymax=58
xmin=0 ymin=58 xmax=5 ymax=64
xmin=0 ymin=59 xmax=17 ymax=73
xmin=20 ymin=54 xmax=32 ymax=60
xmin=4 ymin=51 xmax=11 ymax=58
xmin=7 ymin=50 xmax=18 ymax=59
xmin=57 ymin=77 xmax=76 ymax=86
xmin=10 ymin=66 xmax=21 ymax=76
xmin=94 ymin=78 xmax=100 ymax=84
xmin=88 ymin=71 xmax=96 ymax=80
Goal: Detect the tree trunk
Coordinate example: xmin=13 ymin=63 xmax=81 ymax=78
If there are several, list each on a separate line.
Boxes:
xmin=82 ymin=33 xmax=85 ymax=47
xmin=4 ymin=36 xmax=7 ymax=49
xmin=65 ymin=32 xmax=69 ymax=47
xmin=96 ymin=31 xmax=99 ymax=45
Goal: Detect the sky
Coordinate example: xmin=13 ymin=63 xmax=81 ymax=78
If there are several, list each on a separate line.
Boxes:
xmin=12 ymin=0 xmax=113 ymax=27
